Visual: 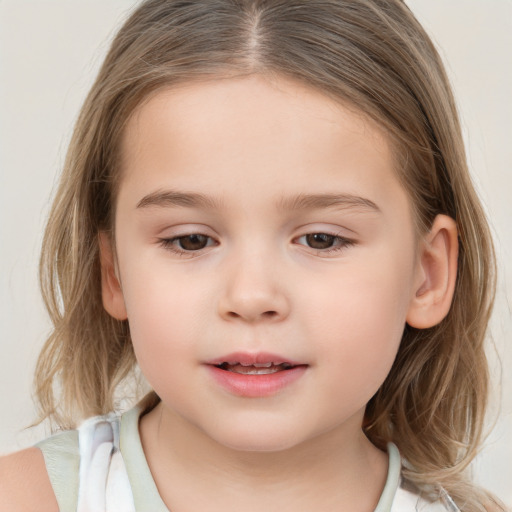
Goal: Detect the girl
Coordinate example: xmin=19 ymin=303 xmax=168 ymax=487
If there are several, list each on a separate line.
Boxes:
xmin=0 ymin=0 xmax=507 ymax=511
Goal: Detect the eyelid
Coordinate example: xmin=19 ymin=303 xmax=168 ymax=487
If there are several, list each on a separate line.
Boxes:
xmin=155 ymin=225 xmax=357 ymax=258
xmin=292 ymin=227 xmax=357 ymax=256
xmin=157 ymin=231 xmax=219 ymax=257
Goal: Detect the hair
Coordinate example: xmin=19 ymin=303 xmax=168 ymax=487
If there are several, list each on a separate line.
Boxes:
xmin=35 ymin=1 xmax=501 ymax=510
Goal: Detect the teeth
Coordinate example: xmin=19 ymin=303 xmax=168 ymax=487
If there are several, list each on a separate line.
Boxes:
xmin=229 ymin=366 xmax=282 ymax=375
xmin=218 ymin=362 xmax=295 ymax=375
xmin=238 ymin=361 xmax=275 ymax=367
xmin=222 ymin=362 xmax=284 ymax=368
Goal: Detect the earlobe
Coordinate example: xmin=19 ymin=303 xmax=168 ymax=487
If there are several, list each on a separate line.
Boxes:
xmin=98 ymin=232 xmax=128 ymax=321
xmin=406 ymin=214 xmax=458 ymax=329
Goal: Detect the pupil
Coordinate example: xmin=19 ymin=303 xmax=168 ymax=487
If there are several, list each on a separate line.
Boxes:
xmin=306 ymin=233 xmax=334 ymax=249
xmin=179 ymin=234 xmax=208 ymax=250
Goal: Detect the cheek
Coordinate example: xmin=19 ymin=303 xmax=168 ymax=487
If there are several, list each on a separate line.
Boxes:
xmin=118 ymin=256 xmax=212 ymax=374
xmin=303 ymin=248 xmax=414 ymax=396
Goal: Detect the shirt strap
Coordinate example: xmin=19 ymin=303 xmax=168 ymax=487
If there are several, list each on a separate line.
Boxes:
xmin=36 ymin=429 xmax=80 ymax=512
xmin=76 ymin=413 xmax=136 ymax=512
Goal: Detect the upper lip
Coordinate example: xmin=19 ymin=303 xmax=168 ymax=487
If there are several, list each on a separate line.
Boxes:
xmin=205 ymin=352 xmax=305 ymax=367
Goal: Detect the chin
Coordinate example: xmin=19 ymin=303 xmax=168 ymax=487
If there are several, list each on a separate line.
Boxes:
xmin=206 ymin=421 xmax=309 ymax=453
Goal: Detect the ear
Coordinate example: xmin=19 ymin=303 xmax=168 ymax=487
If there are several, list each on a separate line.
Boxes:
xmin=406 ymin=214 xmax=458 ymax=329
xmin=98 ymin=231 xmax=128 ymax=320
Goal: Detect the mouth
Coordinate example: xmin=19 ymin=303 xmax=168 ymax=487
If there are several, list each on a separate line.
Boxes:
xmin=207 ymin=357 xmax=307 ymax=397
xmin=215 ymin=361 xmax=296 ymax=375
xmin=206 ymin=353 xmax=307 ymax=397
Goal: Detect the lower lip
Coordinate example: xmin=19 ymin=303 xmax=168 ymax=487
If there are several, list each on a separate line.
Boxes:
xmin=206 ymin=365 xmax=307 ymax=398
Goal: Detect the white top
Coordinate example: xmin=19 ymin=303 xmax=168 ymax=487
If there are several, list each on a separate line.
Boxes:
xmin=37 ymin=405 xmax=460 ymax=512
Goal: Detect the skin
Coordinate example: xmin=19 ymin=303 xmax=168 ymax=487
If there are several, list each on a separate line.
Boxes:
xmin=100 ymin=75 xmax=458 ymax=512
xmin=0 ymin=74 xmax=458 ymax=511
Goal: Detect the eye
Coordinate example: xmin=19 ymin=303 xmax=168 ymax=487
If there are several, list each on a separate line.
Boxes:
xmin=295 ymin=232 xmax=355 ymax=254
xmin=159 ymin=233 xmax=217 ymax=255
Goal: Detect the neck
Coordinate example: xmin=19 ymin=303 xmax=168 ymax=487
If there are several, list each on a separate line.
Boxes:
xmin=139 ymin=402 xmax=389 ymax=512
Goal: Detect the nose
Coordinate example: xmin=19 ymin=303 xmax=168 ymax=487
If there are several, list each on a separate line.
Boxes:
xmin=217 ymin=250 xmax=290 ymax=323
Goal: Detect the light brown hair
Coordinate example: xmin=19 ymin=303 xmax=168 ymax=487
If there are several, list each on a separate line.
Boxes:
xmin=35 ymin=1 xmax=500 ymax=509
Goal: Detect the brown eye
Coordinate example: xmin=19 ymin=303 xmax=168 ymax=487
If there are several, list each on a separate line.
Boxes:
xmin=305 ymin=233 xmax=336 ymax=249
xmin=177 ymin=234 xmax=210 ymax=251
xmin=159 ymin=232 xmax=217 ymax=256
xmin=295 ymin=232 xmax=355 ymax=255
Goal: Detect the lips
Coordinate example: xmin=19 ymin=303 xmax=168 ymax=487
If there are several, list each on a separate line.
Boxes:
xmin=205 ymin=352 xmax=307 ymax=397
xmin=206 ymin=352 xmax=303 ymax=367
xmin=216 ymin=362 xmax=294 ymax=375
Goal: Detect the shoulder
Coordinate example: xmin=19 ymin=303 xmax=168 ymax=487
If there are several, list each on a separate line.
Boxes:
xmin=0 ymin=447 xmax=59 ymax=512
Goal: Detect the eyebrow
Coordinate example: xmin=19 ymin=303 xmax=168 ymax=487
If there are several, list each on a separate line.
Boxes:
xmin=137 ymin=190 xmax=222 ymax=210
xmin=136 ymin=189 xmax=381 ymax=213
xmin=276 ymin=193 xmax=381 ymax=213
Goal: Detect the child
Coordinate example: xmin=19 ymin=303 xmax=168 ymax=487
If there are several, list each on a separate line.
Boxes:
xmin=0 ymin=0 xmax=506 ymax=510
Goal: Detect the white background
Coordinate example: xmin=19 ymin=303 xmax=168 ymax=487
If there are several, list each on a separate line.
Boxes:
xmin=0 ymin=0 xmax=510 ymax=506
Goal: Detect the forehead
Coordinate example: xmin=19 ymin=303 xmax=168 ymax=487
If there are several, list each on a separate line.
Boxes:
xmin=117 ymin=75 xmax=407 ymax=218
xmin=122 ymin=75 xmax=389 ymax=155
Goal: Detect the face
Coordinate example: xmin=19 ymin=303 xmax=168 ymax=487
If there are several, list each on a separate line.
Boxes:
xmin=108 ymin=75 xmax=423 ymax=452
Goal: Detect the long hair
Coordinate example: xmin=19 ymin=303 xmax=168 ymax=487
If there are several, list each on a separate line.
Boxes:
xmin=35 ymin=1 xmax=499 ymax=509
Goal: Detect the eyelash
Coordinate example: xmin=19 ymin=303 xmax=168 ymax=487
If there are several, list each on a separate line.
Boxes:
xmin=158 ymin=232 xmax=356 ymax=257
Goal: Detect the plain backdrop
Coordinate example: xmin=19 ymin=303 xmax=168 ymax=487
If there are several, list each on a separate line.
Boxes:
xmin=0 ymin=0 xmax=511 ymax=506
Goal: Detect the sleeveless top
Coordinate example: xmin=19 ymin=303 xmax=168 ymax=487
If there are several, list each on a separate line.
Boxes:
xmin=36 ymin=405 xmax=461 ymax=512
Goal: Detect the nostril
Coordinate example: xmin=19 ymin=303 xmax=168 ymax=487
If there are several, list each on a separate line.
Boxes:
xmin=226 ymin=310 xmax=279 ymax=320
